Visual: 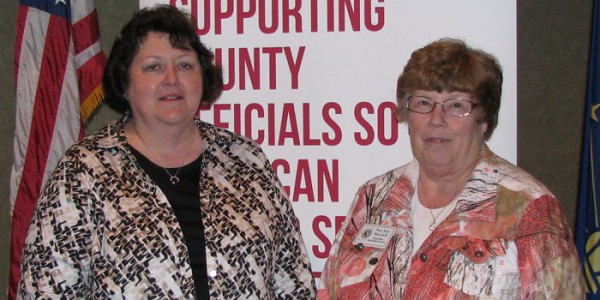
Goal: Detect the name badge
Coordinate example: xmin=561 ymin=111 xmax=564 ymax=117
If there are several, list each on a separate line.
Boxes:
xmin=353 ymin=224 xmax=396 ymax=249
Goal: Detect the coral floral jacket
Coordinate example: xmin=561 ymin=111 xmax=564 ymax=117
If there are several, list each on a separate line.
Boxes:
xmin=318 ymin=145 xmax=585 ymax=299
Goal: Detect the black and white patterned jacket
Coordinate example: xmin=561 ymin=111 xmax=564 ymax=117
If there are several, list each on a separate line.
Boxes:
xmin=18 ymin=116 xmax=316 ymax=299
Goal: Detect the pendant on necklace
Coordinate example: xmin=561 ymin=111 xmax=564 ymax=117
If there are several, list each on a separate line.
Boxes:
xmin=428 ymin=221 xmax=437 ymax=231
xmin=169 ymin=175 xmax=180 ymax=185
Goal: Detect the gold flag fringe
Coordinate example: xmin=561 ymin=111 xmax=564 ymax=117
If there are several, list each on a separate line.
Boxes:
xmin=80 ymin=85 xmax=105 ymax=125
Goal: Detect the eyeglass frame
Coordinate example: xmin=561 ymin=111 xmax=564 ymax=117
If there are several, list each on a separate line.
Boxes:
xmin=406 ymin=95 xmax=479 ymax=117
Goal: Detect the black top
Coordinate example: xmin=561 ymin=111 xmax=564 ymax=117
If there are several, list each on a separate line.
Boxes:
xmin=129 ymin=145 xmax=210 ymax=300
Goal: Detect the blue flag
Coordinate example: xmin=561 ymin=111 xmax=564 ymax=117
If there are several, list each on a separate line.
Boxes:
xmin=577 ymin=0 xmax=600 ymax=298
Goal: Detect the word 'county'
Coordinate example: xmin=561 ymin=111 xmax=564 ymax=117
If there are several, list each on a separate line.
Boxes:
xmin=199 ymin=101 xmax=399 ymax=146
xmin=171 ymin=0 xmax=385 ymax=34
xmin=215 ymin=46 xmax=305 ymax=90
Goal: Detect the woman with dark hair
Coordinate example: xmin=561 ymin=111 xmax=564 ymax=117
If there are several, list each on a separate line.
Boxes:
xmin=18 ymin=5 xmax=315 ymax=299
xmin=317 ymin=38 xmax=584 ymax=299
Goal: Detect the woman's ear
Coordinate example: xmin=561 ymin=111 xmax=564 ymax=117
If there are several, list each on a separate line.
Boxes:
xmin=480 ymin=122 xmax=488 ymax=138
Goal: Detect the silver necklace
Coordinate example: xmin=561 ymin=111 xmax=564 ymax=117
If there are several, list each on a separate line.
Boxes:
xmin=420 ymin=187 xmax=458 ymax=231
xmin=131 ymin=122 xmax=194 ymax=185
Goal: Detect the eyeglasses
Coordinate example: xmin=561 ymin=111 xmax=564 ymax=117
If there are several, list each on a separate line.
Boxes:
xmin=406 ymin=96 xmax=478 ymax=117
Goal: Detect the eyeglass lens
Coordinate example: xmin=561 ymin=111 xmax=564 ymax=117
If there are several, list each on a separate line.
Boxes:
xmin=407 ymin=96 xmax=475 ymax=116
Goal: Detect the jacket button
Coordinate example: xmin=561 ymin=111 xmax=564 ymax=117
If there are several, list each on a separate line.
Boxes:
xmin=369 ymin=257 xmax=378 ymax=265
xmin=420 ymin=253 xmax=427 ymax=261
xmin=355 ymin=243 xmax=364 ymax=251
xmin=475 ymin=250 xmax=484 ymax=257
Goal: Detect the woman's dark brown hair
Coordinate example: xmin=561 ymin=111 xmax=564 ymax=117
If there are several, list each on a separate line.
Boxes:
xmin=102 ymin=4 xmax=223 ymax=114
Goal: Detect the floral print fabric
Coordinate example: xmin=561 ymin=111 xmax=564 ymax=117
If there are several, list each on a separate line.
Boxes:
xmin=318 ymin=145 xmax=584 ymax=299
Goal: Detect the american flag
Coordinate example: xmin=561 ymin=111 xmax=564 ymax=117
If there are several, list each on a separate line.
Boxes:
xmin=9 ymin=0 xmax=106 ymax=298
